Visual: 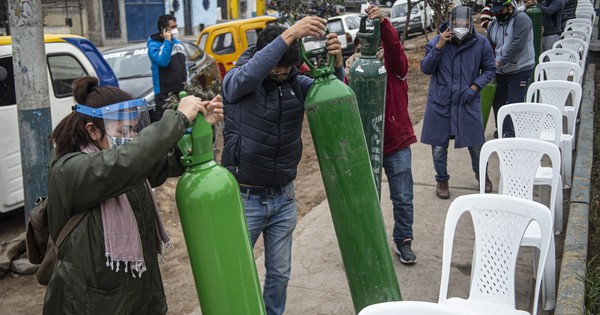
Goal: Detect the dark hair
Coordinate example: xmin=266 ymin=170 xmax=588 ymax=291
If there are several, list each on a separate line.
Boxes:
xmin=49 ymin=77 xmax=132 ymax=157
xmin=157 ymin=14 xmax=176 ymax=33
xmin=257 ymin=25 xmax=300 ymax=67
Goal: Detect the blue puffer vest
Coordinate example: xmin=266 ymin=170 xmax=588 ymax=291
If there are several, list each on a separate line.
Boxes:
xmin=221 ymin=67 xmax=305 ymax=187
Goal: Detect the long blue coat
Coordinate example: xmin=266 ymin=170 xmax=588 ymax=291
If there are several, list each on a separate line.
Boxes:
xmin=420 ymin=32 xmax=496 ymax=148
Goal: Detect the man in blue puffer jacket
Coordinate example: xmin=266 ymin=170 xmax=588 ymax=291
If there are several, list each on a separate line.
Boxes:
xmin=147 ymin=14 xmax=187 ymax=122
xmin=221 ymin=17 xmax=344 ymax=315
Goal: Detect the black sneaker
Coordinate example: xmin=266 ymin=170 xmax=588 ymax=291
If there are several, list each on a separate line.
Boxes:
xmin=394 ymin=240 xmax=417 ymax=264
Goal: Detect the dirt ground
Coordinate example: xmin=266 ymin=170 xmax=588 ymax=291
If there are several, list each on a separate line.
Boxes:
xmin=0 ymin=34 xmax=431 ymax=314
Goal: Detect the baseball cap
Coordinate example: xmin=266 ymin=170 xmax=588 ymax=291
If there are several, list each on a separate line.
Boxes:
xmin=490 ymin=0 xmax=512 ymax=12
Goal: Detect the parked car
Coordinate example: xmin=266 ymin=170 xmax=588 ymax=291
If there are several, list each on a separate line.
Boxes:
xmin=390 ymin=0 xmax=434 ymax=36
xmin=196 ymin=15 xmax=280 ymax=77
xmin=0 ymin=34 xmax=118 ymax=214
xmin=329 ymin=13 xmax=374 ymax=44
xmin=102 ymin=41 xmax=221 ymax=112
xmin=302 ymin=15 xmax=358 ymax=59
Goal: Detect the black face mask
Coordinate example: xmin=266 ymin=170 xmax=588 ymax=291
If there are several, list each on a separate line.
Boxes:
xmin=496 ymin=11 xmax=511 ymax=23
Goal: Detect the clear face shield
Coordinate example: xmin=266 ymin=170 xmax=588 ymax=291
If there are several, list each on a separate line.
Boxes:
xmin=449 ymin=6 xmax=473 ymax=43
xmin=75 ymin=99 xmax=151 ymax=148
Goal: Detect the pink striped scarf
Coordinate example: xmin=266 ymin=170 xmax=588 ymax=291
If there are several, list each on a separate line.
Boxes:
xmin=81 ymin=145 xmax=170 ymax=278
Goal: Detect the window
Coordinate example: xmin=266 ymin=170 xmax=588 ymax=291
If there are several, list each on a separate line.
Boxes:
xmin=182 ymin=42 xmax=204 ymax=62
xmin=346 ymin=16 xmax=359 ymax=30
xmin=0 ymin=57 xmax=16 ymax=107
xmin=246 ymin=29 xmax=258 ymax=46
xmin=198 ymin=33 xmax=208 ymax=51
xmin=211 ymin=32 xmax=235 ymax=55
xmin=327 ymin=20 xmax=344 ymax=34
xmin=47 ymin=55 xmax=88 ymax=98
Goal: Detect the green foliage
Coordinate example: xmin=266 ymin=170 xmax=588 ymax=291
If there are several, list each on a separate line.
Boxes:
xmin=164 ymin=79 xmax=222 ymax=110
xmin=583 ymin=256 xmax=600 ymax=314
xmin=276 ymin=0 xmax=345 ymax=24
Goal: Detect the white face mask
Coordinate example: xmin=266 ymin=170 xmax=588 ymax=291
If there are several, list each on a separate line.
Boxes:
xmin=108 ymin=135 xmax=133 ymax=149
xmin=170 ymin=28 xmax=179 ymax=38
xmin=452 ymin=27 xmax=469 ymax=41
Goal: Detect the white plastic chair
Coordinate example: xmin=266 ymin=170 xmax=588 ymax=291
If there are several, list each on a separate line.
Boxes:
xmin=438 ymin=194 xmax=553 ymax=315
xmin=538 ymin=48 xmax=580 ymax=65
xmin=575 ymin=10 xmax=596 ymax=24
xmin=552 ymin=38 xmax=588 ymax=73
xmin=358 ymin=301 xmax=480 ymax=315
xmin=561 ymin=29 xmax=591 ymax=44
xmin=534 ymin=61 xmax=582 ymax=84
xmin=565 ymin=18 xmax=593 ymax=28
xmin=479 ymin=138 xmax=561 ymax=311
xmin=497 ymin=103 xmax=564 ymax=234
xmin=526 ymin=80 xmax=581 ymax=188
xmin=564 ymin=22 xmax=593 ymax=37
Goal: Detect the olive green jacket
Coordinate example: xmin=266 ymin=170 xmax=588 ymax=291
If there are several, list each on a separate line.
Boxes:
xmin=43 ymin=110 xmax=189 ymax=315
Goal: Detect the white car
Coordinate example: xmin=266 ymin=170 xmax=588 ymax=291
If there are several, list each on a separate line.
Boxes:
xmin=0 ymin=35 xmax=118 ymax=214
xmin=302 ymin=14 xmax=373 ymax=59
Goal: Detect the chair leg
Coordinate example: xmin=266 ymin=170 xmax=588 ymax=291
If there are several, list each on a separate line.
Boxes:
xmin=555 ymin=177 xmax=563 ymax=235
xmin=542 ymin=238 xmax=557 ymax=311
xmin=561 ymin=141 xmax=572 ymax=189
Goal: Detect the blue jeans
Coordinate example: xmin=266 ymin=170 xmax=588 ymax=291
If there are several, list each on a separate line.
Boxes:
xmin=492 ymin=69 xmax=532 ymax=137
xmin=383 ymin=147 xmax=414 ymax=243
xmin=241 ymin=181 xmax=297 ymax=315
xmin=432 ymin=145 xmax=482 ymax=182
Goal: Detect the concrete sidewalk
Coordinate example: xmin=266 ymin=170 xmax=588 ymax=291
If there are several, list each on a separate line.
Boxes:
xmin=191 ymin=117 xmax=553 ymax=314
xmin=272 ymin=119 xmax=547 ymax=314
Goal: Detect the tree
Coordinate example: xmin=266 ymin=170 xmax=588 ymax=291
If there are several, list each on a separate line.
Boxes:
xmin=427 ymin=0 xmax=453 ymax=31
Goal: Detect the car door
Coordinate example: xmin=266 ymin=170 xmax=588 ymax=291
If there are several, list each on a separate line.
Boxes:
xmin=206 ymin=26 xmax=240 ymax=73
xmin=0 ymin=41 xmax=96 ymax=213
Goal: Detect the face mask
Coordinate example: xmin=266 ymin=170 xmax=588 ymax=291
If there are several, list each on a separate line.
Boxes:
xmin=496 ymin=12 xmax=511 ymax=23
xmin=452 ymin=27 xmax=470 ymax=41
xmin=170 ymin=28 xmax=179 ymax=38
xmin=268 ymin=71 xmax=289 ymax=83
xmin=108 ymin=135 xmax=133 ymax=149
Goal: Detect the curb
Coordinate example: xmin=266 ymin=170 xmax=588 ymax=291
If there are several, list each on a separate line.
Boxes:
xmin=555 ymin=63 xmax=595 ymax=315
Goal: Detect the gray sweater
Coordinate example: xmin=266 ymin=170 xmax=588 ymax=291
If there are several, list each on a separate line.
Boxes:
xmin=487 ymin=10 xmax=535 ymax=74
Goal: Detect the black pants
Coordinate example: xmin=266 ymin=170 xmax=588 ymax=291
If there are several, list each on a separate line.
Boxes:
xmin=151 ymin=93 xmax=169 ymax=122
xmin=492 ymin=69 xmax=532 ymax=137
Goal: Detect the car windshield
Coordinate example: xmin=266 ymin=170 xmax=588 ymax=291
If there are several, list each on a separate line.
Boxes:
xmin=103 ymin=48 xmax=151 ymax=79
xmin=327 ymin=20 xmax=344 ymax=34
xmin=391 ymin=3 xmax=419 ymax=18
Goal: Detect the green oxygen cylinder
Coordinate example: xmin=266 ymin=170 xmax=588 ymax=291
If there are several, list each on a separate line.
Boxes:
xmin=348 ymin=17 xmax=386 ymax=197
xmin=174 ymin=92 xmax=266 ymax=315
xmin=525 ymin=4 xmax=542 ymax=82
xmin=300 ymin=38 xmax=402 ymax=314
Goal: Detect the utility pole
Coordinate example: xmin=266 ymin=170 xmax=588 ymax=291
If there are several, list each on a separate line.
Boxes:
xmin=8 ymin=0 xmax=52 ymax=221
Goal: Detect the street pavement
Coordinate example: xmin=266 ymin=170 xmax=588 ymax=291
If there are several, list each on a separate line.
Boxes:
xmin=191 ymin=117 xmax=553 ymax=315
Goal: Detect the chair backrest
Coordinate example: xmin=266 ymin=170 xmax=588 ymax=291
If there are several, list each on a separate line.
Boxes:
xmin=539 ymin=48 xmax=580 ymax=64
xmin=561 ymin=29 xmax=591 ymax=43
xmin=575 ymin=10 xmax=596 ymax=23
xmin=534 ymin=60 xmax=582 ymax=84
xmin=497 ymin=102 xmax=562 ymax=148
xmin=479 ymin=138 xmax=561 ymax=215
xmin=439 ymin=194 xmax=552 ymax=315
xmin=526 ymin=80 xmax=580 ymax=108
xmin=526 ymin=80 xmax=583 ymax=135
xmin=358 ymin=301 xmax=479 ymax=315
xmin=552 ymin=38 xmax=588 ymax=62
xmin=564 ymin=22 xmax=593 ymax=36
xmin=565 ymin=18 xmax=593 ymax=27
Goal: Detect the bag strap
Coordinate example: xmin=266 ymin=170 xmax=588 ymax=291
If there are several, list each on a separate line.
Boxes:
xmin=54 ymin=211 xmax=87 ymax=248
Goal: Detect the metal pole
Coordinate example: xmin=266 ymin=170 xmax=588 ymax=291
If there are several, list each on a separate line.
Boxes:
xmin=8 ymin=0 xmax=52 ymax=222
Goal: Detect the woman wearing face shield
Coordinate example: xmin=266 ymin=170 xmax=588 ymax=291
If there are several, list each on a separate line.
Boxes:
xmin=420 ymin=5 xmax=496 ymax=199
xmin=43 ymin=76 xmax=223 ymax=314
